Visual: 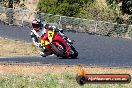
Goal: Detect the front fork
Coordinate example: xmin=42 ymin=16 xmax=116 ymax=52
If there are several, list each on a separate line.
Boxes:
xmin=67 ymin=43 xmax=74 ymax=55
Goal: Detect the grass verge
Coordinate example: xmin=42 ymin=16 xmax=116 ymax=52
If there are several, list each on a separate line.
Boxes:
xmin=0 ymin=64 xmax=131 ymax=88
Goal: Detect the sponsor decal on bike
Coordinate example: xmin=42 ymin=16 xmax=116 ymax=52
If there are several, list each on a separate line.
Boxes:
xmin=40 ymin=40 xmax=50 ymax=46
xmin=48 ymin=30 xmax=54 ymax=42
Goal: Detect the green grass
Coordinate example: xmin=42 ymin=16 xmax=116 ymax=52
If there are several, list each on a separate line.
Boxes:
xmin=0 ymin=72 xmax=131 ymax=88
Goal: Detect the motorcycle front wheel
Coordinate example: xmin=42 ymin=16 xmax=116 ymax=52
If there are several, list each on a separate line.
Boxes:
xmin=51 ymin=43 xmax=66 ymax=57
xmin=69 ymin=45 xmax=78 ymax=58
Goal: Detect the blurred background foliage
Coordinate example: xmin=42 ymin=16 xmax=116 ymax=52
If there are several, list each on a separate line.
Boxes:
xmin=37 ymin=0 xmax=132 ymax=25
xmin=0 ymin=0 xmax=132 ymax=25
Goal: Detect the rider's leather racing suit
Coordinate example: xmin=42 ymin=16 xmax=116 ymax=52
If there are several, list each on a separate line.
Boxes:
xmin=30 ymin=25 xmax=71 ymax=57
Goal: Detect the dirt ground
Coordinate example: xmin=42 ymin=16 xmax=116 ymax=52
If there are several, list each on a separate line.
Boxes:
xmin=0 ymin=37 xmax=132 ymax=76
xmin=0 ymin=37 xmax=39 ymax=57
xmin=0 ymin=64 xmax=132 ymax=76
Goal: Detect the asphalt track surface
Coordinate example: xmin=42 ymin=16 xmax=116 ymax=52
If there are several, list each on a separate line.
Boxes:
xmin=0 ymin=24 xmax=132 ymax=67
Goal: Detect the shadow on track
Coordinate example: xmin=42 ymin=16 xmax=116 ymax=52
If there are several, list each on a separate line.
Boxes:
xmin=58 ymin=57 xmax=79 ymax=59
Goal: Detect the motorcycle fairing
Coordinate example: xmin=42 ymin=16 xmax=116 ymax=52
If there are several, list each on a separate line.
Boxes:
xmin=40 ymin=29 xmax=70 ymax=56
xmin=52 ymin=34 xmax=70 ymax=56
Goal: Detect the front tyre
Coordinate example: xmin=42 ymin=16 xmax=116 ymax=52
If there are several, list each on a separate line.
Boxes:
xmin=70 ymin=45 xmax=78 ymax=58
xmin=51 ymin=43 xmax=65 ymax=57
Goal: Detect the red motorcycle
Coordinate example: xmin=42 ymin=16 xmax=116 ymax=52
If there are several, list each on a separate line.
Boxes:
xmin=39 ymin=29 xmax=78 ymax=58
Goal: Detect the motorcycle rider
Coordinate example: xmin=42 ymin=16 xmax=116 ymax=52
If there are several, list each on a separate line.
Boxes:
xmin=31 ymin=18 xmax=72 ymax=57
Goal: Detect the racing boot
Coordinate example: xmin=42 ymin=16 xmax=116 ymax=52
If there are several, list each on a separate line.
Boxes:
xmin=39 ymin=51 xmax=48 ymax=57
xmin=39 ymin=47 xmax=53 ymax=57
xmin=39 ymin=47 xmax=49 ymax=57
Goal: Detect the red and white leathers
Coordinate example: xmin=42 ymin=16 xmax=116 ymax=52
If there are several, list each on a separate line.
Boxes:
xmin=31 ymin=27 xmax=46 ymax=46
xmin=31 ymin=24 xmax=63 ymax=46
xmin=31 ymin=26 xmax=52 ymax=57
xmin=31 ymin=23 xmax=72 ymax=57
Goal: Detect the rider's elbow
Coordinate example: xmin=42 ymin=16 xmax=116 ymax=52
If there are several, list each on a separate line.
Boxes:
xmin=59 ymin=28 xmax=64 ymax=33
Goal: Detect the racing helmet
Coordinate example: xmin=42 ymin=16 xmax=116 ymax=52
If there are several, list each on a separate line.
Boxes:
xmin=32 ymin=19 xmax=42 ymax=31
xmin=48 ymin=26 xmax=54 ymax=31
xmin=45 ymin=24 xmax=50 ymax=29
